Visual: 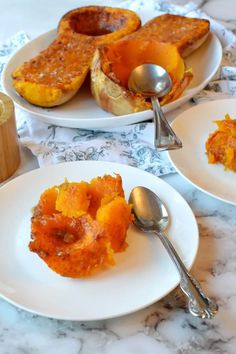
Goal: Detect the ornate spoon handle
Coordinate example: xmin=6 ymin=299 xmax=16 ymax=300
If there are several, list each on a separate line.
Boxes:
xmin=155 ymin=231 xmax=218 ymax=319
xmin=151 ymin=96 xmax=182 ymax=150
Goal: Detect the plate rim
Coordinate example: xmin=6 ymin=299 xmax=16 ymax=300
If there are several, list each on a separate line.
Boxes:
xmin=0 ymin=161 xmax=199 ymax=320
xmin=168 ymin=98 xmax=236 ymax=206
xmin=2 ymin=29 xmax=222 ymax=129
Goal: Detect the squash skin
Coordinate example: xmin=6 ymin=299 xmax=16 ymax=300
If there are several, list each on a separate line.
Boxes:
xmin=12 ymin=6 xmax=141 ymax=108
xmin=91 ymin=41 xmax=193 ymax=116
xmin=91 ymin=49 xmax=150 ymax=115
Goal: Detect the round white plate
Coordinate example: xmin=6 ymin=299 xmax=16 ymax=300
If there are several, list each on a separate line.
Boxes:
xmin=168 ymin=99 xmax=236 ymax=205
xmin=0 ymin=161 xmax=198 ymax=320
xmin=2 ymin=28 xmax=222 ymax=129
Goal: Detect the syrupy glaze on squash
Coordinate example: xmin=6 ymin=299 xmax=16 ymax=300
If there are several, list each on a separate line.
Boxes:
xmin=206 ymin=114 xmax=236 ymax=172
xmin=29 ymin=174 xmax=132 ymax=278
xmin=12 ymin=6 xmax=141 ymax=107
xmin=13 ymin=35 xmax=96 ymax=87
xmin=64 ymin=9 xmax=135 ymax=36
xmin=127 ymin=14 xmax=210 ymax=58
xmin=58 ymin=6 xmax=141 ymax=41
xmin=13 ymin=6 xmax=141 ymax=88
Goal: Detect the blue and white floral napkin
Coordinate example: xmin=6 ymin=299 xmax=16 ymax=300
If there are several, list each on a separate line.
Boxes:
xmin=1 ymin=0 xmax=236 ymax=176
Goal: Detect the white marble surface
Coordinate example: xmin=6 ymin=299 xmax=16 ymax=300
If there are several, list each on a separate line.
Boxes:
xmin=1 ymin=0 xmax=236 ymax=353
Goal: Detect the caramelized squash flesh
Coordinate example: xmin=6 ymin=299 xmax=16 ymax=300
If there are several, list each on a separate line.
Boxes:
xmin=12 ymin=6 xmax=141 ymax=107
xmin=100 ymin=39 xmax=185 ymax=88
xmin=29 ymin=174 xmax=132 ymax=278
xmin=58 ymin=6 xmax=141 ymax=41
xmin=206 ymin=114 xmax=236 ymax=172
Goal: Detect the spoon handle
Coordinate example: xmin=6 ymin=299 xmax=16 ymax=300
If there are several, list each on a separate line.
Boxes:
xmin=151 ymin=97 xmax=182 ymax=151
xmin=155 ymin=231 xmax=218 ymax=319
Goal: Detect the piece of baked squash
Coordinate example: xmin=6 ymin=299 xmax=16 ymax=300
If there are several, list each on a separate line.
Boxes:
xmin=12 ymin=6 xmax=141 ymax=107
xmin=206 ymin=114 xmax=236 ymax=172
xmin=91 ymin=39 xmax=193 ymax=115
xmin=29 ymin=174 xmax=132 ymax=278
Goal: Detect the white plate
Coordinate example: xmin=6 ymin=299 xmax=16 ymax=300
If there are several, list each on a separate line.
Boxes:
xmin=0 ymin=161 xmax=198 ymax=321
xmin=2 ymin=28 xmax=222 ymax=129
xmin=168 ymin=99 xmax=236 ymax=205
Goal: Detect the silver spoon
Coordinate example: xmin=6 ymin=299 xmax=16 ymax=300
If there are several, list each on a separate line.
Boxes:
xmin=129 ymin=186 xmax=218 ymax=319
xmin=128 ymin=64 xmax=182 ymax=151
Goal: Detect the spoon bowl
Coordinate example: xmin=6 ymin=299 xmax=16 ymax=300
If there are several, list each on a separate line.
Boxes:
xmin=128 ymin=64 xmax=172 ymax=98
xmin=129 ymin=186 xmax=218 ymax=319
xmin=129 ymin=185 xmax=169 ymax=233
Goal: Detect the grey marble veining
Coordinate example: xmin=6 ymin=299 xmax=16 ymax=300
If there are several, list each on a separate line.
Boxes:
xmin=1 ymin=0 xmax=236 ymax=353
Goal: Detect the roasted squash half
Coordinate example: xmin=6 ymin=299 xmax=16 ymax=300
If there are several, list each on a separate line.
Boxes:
xmin=91 ymin=39 xmax=193 ymax=115
xmin=12 ymin=6 xmax=141 ymax=107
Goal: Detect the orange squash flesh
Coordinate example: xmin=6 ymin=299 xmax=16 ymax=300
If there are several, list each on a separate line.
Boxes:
xmin=58 ymin=6 xmax=141 ymax=45
xmin=29 ymin=174 xmax=132 ymax=278
xmin=55 ymin=181 xmax=90 ymax=217
xmin=91 ymin=38 xmax=193 ymax=114
xmin=206 ymin=114 xmax=236 ymax=172
xmin=30 ymin=213 xmax=114 ymax=278
xmin=33 ymin=187 xmax=58 ymax=216
xmin=100 ymin=39 xmax=185 ymax=89
xmin=96 ymin=196 xmax=131 ymax=252
xmin=88 ymin=174 xmax=124 ymax=217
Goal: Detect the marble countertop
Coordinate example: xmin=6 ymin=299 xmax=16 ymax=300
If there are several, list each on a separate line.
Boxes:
xmin=1 ymin=0 xmax=236 ymax=353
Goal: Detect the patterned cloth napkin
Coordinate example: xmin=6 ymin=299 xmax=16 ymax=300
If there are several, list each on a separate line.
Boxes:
xmin=1 ymin=0 xmax=236 ymax=176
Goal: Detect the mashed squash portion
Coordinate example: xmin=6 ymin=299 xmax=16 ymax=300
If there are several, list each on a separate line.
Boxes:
xmin=29 ymin=174 xmax=132 ymax=277
xmin=206 ymin=114 xmax=236 ymax=172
